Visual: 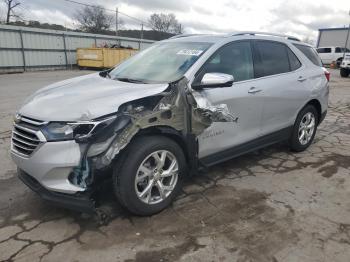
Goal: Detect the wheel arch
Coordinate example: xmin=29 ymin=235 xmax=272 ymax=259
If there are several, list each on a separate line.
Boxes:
xmin=305 ymin=99 xmax=322 ymax=124
xmin=130 ymin=126 xmax=195 ymax=172
xmin=337 ymin=57 xmax=343 ymax=61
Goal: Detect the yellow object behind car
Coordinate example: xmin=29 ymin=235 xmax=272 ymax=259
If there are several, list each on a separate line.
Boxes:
xmin=77 ymin=48 xmax=138 ymax=69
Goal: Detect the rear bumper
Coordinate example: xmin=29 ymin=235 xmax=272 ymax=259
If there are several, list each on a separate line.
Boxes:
xmin=18 ymin=169 xmax=96 ymax=213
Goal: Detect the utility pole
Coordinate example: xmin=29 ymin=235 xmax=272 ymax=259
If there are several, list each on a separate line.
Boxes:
xmin=115 ymin=7 xmax=119 ymax=37
xmin=139 ymin=23 xmax=144 ymax=50
xmin=343 ymin=10 xmax=350 ymax=60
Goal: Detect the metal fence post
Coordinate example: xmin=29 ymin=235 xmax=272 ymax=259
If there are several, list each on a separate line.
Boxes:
xmin=19 ymin=30 xmax=26 ymax=71
xmin=62 ymin=33 xmax=68 ymax=69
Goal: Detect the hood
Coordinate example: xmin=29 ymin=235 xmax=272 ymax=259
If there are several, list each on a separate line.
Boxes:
xmin=19 ymin=73 xmax=169 ymax=121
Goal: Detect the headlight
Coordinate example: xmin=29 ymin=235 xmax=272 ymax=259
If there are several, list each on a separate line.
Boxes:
xmin=41 ymin=122 xmax=94 ymax=141
xmin=41 ymin=115 xmax=117 ymax=142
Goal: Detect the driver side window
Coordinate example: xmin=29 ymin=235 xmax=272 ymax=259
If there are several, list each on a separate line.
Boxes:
xmin=197 ymin=41 xmax=254 ymax=83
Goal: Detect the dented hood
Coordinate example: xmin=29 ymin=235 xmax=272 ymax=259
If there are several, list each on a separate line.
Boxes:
xmin=19 ymin=73 xmax=169 ymax=121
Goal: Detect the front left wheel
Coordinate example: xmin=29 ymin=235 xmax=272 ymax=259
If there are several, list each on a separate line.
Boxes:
xmin=113 ymin=136 xmax=186 ymax=216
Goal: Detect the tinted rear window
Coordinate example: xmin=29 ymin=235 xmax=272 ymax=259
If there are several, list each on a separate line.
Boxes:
xmin=294 ymin=44 xmax=322 ymax=66
xmin=255 ymin=41 xmax=290 ymax=77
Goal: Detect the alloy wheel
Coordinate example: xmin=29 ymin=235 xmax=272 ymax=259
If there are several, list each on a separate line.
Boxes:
xmin=134 ymin=150 xmax=179 ymax=205
xmin=298 ymin=112 xmax=316 ymax=145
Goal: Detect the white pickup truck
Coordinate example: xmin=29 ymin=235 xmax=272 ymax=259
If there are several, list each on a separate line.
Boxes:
xmin=340 ymin=54 xmax=350 ymax=77
xmin=316 ymin=46 xmax=350 ymax=66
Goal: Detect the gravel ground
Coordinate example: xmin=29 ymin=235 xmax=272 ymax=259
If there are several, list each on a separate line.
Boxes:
xmin=0 ymin=69 xmax=349 ymax=262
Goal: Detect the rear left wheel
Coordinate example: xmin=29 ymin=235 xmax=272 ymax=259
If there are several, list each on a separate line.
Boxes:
xmin=289 ymin=105 xmax=318 ymax=152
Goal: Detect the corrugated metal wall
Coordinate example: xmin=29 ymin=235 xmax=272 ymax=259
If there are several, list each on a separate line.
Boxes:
xmin=0 ymin=24 xmax=155 ymax=73
xmin=317 ymin=28 xmax=350 ymax=48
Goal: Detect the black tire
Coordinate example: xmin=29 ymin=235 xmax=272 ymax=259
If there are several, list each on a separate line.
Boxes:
xmin=336 ymin=58 xmax=343 ymax=68
xmin=340 ymin=68 xmax=350 ymax=78
xmin=289 ymin=105 xmax=318 ymax=152
xmin=113 ymin=135 xmax=186 ymax=216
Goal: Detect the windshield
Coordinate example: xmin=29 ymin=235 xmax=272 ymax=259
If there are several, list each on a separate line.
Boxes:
xmin=109 ymin=42 xmax=212 ymax=84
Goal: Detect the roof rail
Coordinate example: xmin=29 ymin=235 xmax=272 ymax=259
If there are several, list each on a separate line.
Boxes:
xmin=231 ymin=31 xmax=300 ymax=42
xmin=169 ymin=34 xmax=202 ymax=39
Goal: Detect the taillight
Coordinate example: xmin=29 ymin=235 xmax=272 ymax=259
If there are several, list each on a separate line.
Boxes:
xmin=322 ymin=67 xmax=330 ymax=82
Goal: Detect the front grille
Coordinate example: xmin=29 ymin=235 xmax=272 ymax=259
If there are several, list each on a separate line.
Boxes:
xmin=11 ymin=116 xmax=46 ymax=157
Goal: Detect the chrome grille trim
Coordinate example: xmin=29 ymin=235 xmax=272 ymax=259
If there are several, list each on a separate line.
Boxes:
xmin=14 ymin=123 xmax=38 ymax=134
xmin=12 ymin=136 xmax=38 ymax=147
xmin=11 ymin=117 xmax=47 ymax=157
xmin=12 ymin=130 xmax=40 ymax=142
xmin=20 ymin=116 xmax=48 ymax=126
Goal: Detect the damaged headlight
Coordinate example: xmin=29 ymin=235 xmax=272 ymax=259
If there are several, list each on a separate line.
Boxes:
xmin=87 ymin=115 xmax=131 ymax=157
xmin=41 ymin=115 xmax=117 ymax=142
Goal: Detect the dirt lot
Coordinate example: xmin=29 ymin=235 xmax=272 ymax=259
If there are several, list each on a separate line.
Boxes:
xmin=0 ymin=69 xmax=349 ymax=262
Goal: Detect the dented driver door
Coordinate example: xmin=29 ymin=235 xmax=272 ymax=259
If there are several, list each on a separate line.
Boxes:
xmin=193 ymin=41 xmax=264 ymax=159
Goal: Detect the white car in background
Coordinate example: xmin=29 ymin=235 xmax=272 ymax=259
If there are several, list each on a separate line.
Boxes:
xmin=340 ymin=54 xmax=350 ymax=77
xmin=316 ymin=46 xmax=350 ymax=66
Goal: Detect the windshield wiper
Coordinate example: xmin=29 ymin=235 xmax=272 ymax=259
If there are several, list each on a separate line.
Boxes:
xmin=116 ymin=77 xmax=145 ymax=84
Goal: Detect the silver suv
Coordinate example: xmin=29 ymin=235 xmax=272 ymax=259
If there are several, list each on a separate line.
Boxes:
xmin=11 ymin=32 xmax=329 ymax=215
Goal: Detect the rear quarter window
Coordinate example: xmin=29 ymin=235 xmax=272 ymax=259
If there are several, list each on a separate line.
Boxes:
xmin=287 ymin=48 xmax=302 ymax=71
xmin=294 ymin=44 xmax=323 ymax=67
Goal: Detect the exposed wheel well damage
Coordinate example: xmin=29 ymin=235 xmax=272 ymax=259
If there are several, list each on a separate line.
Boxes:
xmin=69 ymin=77 xmax=238 ymax=189
xmin=134 ymin=126 xmax=191 ymax=165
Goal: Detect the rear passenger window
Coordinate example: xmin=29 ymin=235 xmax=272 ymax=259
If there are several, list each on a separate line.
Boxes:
xmin=287 ymin=48 xmax=302 ymax=71
xmin=254 ymin=41 xmax=290 ymax=77
xmin=294 ymin=44 xmax=323 ymax=67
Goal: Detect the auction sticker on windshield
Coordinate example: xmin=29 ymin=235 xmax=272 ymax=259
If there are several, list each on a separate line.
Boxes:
xmin=177 ymin=49 xmax=204 ymax=56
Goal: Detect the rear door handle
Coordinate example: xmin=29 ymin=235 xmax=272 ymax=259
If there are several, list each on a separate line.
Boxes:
xmin=248 ymin=87 xmax=262 ymax=94
xmin=297 ymin=76 xmax=307 ymax=82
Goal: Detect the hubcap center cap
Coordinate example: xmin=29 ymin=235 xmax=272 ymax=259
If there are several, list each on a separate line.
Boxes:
xmin=153 ymin=170 xmax=162 ymax=181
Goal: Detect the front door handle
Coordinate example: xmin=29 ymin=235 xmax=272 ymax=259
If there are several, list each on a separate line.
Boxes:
xmin=298 ymin=76 xmax=307 ymax=82
xmin=248 ymin=87 xmax=262 ymax=94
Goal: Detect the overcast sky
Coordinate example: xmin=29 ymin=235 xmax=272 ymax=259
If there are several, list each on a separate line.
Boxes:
xmin=1 ymin=0 xmax=349 ymax=43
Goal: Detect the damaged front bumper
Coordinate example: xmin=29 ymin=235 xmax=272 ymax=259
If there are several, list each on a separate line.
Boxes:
xmin=11 ymin=140 xmax=85 ymax=194
xmin=18 ymin=169 xmax=95 ymax=213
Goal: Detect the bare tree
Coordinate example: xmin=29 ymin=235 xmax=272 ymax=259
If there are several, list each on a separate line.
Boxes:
xmin=74 ymin=5 xmax=113 ymax=33
xmin=148 ymin=13 xmax=183 ymax=34
xmin=3 ymin=0 xmax=21 ymax=24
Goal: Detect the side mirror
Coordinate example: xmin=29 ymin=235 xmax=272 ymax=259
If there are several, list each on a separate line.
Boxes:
xmin=192 ymin=73 xmax=234 ymax=90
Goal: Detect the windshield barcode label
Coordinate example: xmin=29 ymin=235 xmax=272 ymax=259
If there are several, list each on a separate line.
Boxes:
xmin=176 ymin=49 xmax=204 ymax=56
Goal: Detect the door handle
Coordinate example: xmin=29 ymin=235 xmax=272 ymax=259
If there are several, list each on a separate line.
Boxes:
xmin=297 ymin=76 xmax=307 ymax=82
xmin=248 ymin=87 xmax=262 ymax=94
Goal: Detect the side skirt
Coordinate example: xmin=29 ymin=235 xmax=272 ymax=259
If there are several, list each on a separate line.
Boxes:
xmin=199 ymin=126 xmax=293 ymax=167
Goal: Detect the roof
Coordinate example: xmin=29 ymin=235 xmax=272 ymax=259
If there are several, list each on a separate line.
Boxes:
xmin=165 ymin=31 xmax=303 ymax=44
xmin=319 ymin=27 xmax=350 ymax=32
xmin=164 ymin=34 xmax=227 ymax=43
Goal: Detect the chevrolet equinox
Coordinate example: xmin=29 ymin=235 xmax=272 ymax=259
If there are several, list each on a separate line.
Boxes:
xmin=11 ymin=32 xmax=329 ymax=215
